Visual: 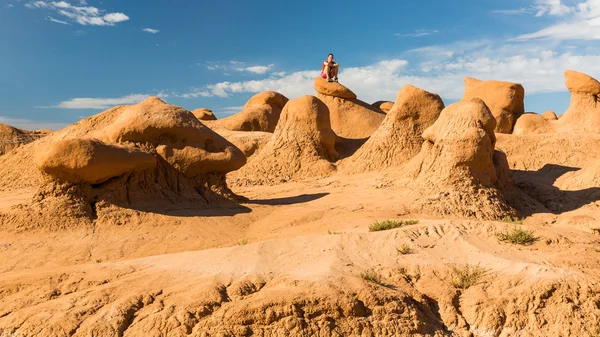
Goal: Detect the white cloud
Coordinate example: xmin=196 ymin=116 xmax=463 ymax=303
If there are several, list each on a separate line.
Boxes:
xmin=395 ymin=29 xmax=439 ymax=37
xmin=5 ymin=4 xmax=15 ymax=8
xmin=0 ymin=116 xmax=68 ymax=131
xmin=492 ymin=8 xmax=533 ymax=15
xmin=25 ymin=1 xmax=129 ymax=26
xmin=179 ymin=40 xmax=600 ymax=104
xmin=180 ymin=88 xmax=212 ymax=98
xmin=513 ymin=0 xmax=600 ymax=40
xmin=534 ymin=0 xmax=573 ymax=16
xmin=46 ymin=15 xmax=69 ymax=24
xmin=235 ymin=64 xmax=274 ymax=74
xmin=142 ymin=28 xmax=159 ymax=34
xmin=212 ymin=106 xmax=244 ymax=117
xmin=40 ymin=93 xmax=168 ymax=110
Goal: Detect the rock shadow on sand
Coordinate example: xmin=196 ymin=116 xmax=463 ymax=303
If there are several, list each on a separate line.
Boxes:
xmin=246 ymin=192 xmax=329 ymax=206
xmin=513 ymin=164 xmax=600 ymax=214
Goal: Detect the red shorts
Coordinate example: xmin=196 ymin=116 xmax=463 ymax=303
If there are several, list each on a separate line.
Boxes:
xmin=321 ymin=72 xmax=328 ymax=78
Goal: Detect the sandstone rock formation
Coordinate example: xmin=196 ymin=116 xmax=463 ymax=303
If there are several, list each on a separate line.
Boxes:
xmin=192 ymin=108 xmax=217 ymax=121
xmin=342 ymin=85 xmax=444 ymax=173
xmin=542 ymin=110 xmax=558 ymax=120
xmin=314 ymin=78 xmax=385 ymax=139
xmin=463 ymin=77 xmax=525 ymax=133
xmin=231 ymin=95 xmax=338 ymax=185
xmin=514 ymin=70 xmax=600 ymax=135
xmin=372 ymin=101 xmax=394 ymax=113
xmin=0 ymin=97 xmax=246 ymax=230
xmin=204 ymin=91 xmax=288 ymax=132
xmin=399 ymin=98 xmax=520 ymax=219
xmin=0 ymin=124 xmax=50 ymax=156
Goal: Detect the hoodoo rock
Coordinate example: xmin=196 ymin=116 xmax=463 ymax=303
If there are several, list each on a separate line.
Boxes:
xmin=399 ymin=98 xmax=521 ymax=220
xmin=463 ymin=77 xmax=525 ymax=134
xmin=342 ymin=85 xmax=444 ymax=173
xmin=514 ymin=70 xmax=600 ymax=134
xmin=372 ymin=101 xmax=394 ymax=113
xmin=204 ymin=91 xmax=288 ymax=132
xmin=231 ymin=95 xmax=338 ymax=185
xmin=1 ymin=97 xmax=247 ymax=230
xmin=192 ymin=108 xmax=217 ymax=121
xmin=313 ymin=77 xmax=357 ymax=99
xmin=313 ymin=77 xmax=385 ymax=139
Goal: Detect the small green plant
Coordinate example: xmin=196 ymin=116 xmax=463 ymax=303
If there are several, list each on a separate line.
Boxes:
xmin=396 ymin=244 xmax=412 ymax=255
xmin=450 ymin=263 xmax=487 ymax=290
xmin=397 ymin=266 xmax=421 ymax=284
xmin=496 ymin=226 xmax=537 ymax=245
xmin=369 ymin=219 xmax=419 ymax=232
xmin=500 ymin=216 xmax=524 ymax=225
xmin=237 ymin=239 xmax=250 ymax=245
xmin=360 ymin=269 xmax=383 ymax=285
xmin=328 ymin=230 xmax=342 ymax=235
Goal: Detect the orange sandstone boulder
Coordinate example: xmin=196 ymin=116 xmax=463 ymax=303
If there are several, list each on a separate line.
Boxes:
xmin=463 ymin=77 xmax=525 ymax=133
xmin=35 ymin=138 xmax=156 ymax=184
xmin=192 ymin=108 xmax=217 ymax=121
xmin=372 ymin=101 xmax=394 ymax=113
xmin=542 ymin=111 xmax=558 ymax=120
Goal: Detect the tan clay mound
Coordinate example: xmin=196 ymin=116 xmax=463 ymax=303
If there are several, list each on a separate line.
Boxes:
xmin=514 ymin=70 xmax=600 ymax=134
xmin=372 ymin=100 xmax=394 ymax=113
xmin=463 ymin=77 xmax=525 ymax=133
xmin=341 ymin=85 xmax=444 ymax=173
xmin=191 ymin=108 xmax=217 ymax=121
xmin=0 ymin=97 xmax=246 ymax=231
xmin=314 ymin=77 xmax=385 ymax=139
xmin=396 ymin=98 xmax=531 ymax=220
xmin=0 ymin=123 xmax=49 ymax=156
xmin=204 ymin=91 xmax=288 ymax=132
xmin=230 ymin=95 xmax=338 ymax=185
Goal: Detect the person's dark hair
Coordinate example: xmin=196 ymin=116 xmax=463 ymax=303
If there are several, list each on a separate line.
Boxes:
xmin=328 ymin=53 xmax=334 ymax=58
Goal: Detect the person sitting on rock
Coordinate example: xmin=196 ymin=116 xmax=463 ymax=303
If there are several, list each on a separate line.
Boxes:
xmin=321 ymin=53 xmax=339 ymax=82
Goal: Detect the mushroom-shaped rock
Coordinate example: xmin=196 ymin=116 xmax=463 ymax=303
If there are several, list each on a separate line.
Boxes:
xmin=565 ymin=69 xmax=600 ymax=94
xmin=101 ymin=97 xmax=246 ymax=178
xmin=192 ymin=108 xmax=217 ymax=121
xmin=558 ymin=70 xmax=600 ymax=132
xmin=205 ymin=91 xmax=288 ymax=132
xmin=514 ymin=70 xmax=600 ymax=134
xmin=313 ymin=77 xmax=357 ymax=99
xmin=313 ymin=78 xmax=385 ymax=139
xmin=463 ymin=77 xmax=525 ymax=134
xmin=231 ymin=95 xmax=338 ymax=185
xmin=542 ymin=110 xmax=558 ymax=121
xmin=35 ymin=138 xmax=156 ymax=184
xmin=372 ymin=101 xmax=394 ymax=113
xmin=400 ymin=98 xmax=518 ymax=220
xmin=342 ymin=85 xmax=444 ymax=173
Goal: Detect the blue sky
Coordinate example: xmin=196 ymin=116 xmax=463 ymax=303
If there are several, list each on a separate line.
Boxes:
xmin=1 ymin=0 xmax=600 ymax=129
